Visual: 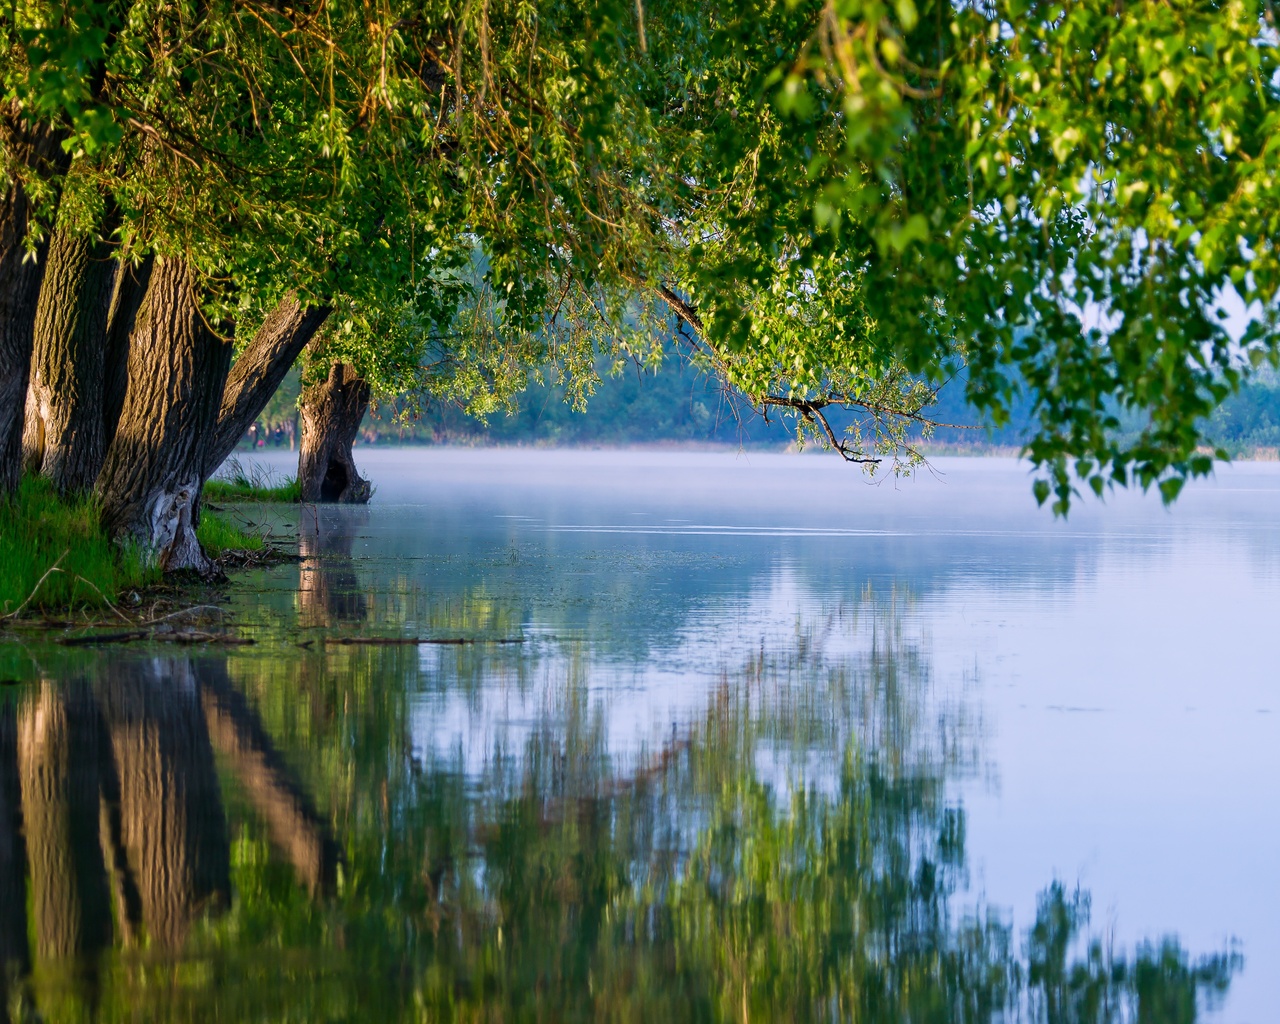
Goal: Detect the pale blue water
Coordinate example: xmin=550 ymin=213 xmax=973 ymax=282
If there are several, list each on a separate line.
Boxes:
xmin=225 ymin=447 xmax=1280 ymax=1021
xmin=1 ymin=448 xmax=1259 ymax=1018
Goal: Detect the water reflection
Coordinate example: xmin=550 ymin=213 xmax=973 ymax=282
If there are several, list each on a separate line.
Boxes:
xmin=298 ymin=506 xmax=369 ymax=626
xmin=0 ymin=581 xmax=1242 ymax=1018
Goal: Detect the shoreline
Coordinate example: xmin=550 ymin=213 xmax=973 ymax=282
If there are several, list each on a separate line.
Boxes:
xmin=228 ymin=439 xmax=1280 ymax=462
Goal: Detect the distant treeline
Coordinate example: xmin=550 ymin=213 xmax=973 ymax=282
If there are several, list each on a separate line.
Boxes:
xmin=243 ymin=360 xmax=1280 ymax=458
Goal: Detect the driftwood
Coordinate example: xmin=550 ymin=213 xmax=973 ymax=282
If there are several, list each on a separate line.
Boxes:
xmin=55 ymin=631 xmax=148 ymax=647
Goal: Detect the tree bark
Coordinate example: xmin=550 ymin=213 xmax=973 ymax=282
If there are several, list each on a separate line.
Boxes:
xmin=298 ymin=361 xmax=371 ymax=504
xmin=0 ymin=104 xmax=69 ymax=498
xmin=202 ymin=297 xmax=330 ymax=479
xmin=198 ymin=662 xmax=340 ymax=897
xmin=95 ymin=258 xmax=232 ymax=572
xmin=22 ymin=226 xmax=118 ymax=493
xmin=102 ymin=255 xmax=153 ymax=451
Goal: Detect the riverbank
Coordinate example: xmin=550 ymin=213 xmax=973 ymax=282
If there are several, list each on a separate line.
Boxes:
xmin=229 ymin=436 xmax=1280 ymax=463
xmin=0 ymin=476 xmax=276 ymax=620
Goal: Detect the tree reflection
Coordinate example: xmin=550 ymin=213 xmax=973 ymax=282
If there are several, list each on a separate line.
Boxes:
xmin=215 ymin=588 xmax=1241 ymax=1022
xmin=17 ymin=680 xmax=113 ymax=1016
xmin=298 ymin=506 xmax=369 ymax=626
xmin=97 ymin=658 xmax=232 ymax=950
xmin=0 ymin=591 xmax=1242 ymax=1020
xmin=0 ymin=654 xmax=339 ymax=1020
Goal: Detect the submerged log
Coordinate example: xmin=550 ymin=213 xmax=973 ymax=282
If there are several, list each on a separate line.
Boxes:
xmin=298 ymin=361 xmax=371 ymax=504
xmin=95 ymin=258 xmax=232 ymax=572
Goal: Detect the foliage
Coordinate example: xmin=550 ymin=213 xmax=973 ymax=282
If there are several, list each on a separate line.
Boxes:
xmin=11 ymin=0 xmax=1280 ymax=513
xmin=0 ymin=474 xmax=157 ymax=614
xmin=742 ymin=0 xmax=1280 ymax=508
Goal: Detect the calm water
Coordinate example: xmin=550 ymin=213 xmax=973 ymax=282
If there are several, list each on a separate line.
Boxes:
xmin=2 ymin=448 xmax=1278 ymax=1021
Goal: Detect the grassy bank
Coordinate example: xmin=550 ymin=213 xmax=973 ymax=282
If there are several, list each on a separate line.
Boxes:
xmin=196 ymin=510 xmax=266 ymax=556
xmin=205 ymin=458 xmax=301 ymax=503
xmin=0 ymin=476 xmax=263 ymax=616
xmin=0 ymin=476 xmax=157 ymax=614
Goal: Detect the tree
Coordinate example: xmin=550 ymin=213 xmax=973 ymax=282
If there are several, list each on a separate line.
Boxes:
xmin=11 ymin=0 xmax=1280 ymax=556
xmin=667 ymin=0 xmax=1280 ymax=509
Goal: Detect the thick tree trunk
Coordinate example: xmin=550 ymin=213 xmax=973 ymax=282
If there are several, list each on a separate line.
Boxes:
xmin=202 ymin=297 xmax=330 ymax=479
xmin=17 ymin=681 xmax=112 ymax=962
xmin=96 ymin=656 xmax=230 ymax=949
xmin=0 ymin=105 xmax=69 ymax=498
xmin=102 ymin=256 xmax=153 ymax=451
xmin=298 ymin=361 xmax=371 ymax=504
xmin=95 ymin=258 xmax=232 ymax=572
xmin=22 ymin=227 xmax=118 ymax=493
xmin=198 ymin=662 xmax=340 ymax=896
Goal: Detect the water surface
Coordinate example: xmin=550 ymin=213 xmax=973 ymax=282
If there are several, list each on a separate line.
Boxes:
xmin=3 ymin=449 xmax=1277 ymax=1021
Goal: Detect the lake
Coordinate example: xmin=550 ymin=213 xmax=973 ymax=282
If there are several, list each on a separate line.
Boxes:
xmin=4 ymin=448 xmax=1277 ymax=1021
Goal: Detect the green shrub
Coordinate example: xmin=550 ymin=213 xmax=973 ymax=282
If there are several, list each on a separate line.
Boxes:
xmin=0 ymin=476 xmax=159 ymax=614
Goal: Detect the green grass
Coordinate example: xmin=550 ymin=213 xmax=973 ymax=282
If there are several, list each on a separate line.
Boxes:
xmin=196 ymin=510 xmax=266 ymax=556
xmin=0 ymin=475 xmax=159 ymax=615
xmin=205 ymin=457 xmax=301 ymax=503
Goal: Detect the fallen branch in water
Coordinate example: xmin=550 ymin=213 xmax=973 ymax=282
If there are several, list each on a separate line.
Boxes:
xmin=55 ymin=630 xmax=149 ymax=647
xmin=326 ymin=637 xmax=526 ymax=646
xmin=140 ymin=605 xmax=227 ymax=626
xmin=54 ymin=629 xmax=253 ymax=647
xmin=155 ymin=631 xmax=256 ymax=645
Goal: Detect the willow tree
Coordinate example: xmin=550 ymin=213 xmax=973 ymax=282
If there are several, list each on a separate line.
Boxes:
xmin=442 ymin=0 xmax=1280 ymax=508
xmin=3 ymin=0 xmax=477 ymax=563
xmin=660 ymin=0 xmax=1280 ymax=509
xmin=13 ymin=0 xmax=1279 ymax=551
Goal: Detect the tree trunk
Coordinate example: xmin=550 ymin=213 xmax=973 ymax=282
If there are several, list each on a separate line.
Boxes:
xmin=198 ymin=662 xmax=340 ymax=897
xmin=102 ymin=256 xmax=153 ymax=451
xmin=298 ymin=361 xmax=371 ymax=504
xmin=0 ymin=104 xmax=69 ymax=498
xmin=202 ymin=296 xmax=330 ymax=479
xmin=95 ymin=258 xmax=232 ymax=572
xmin=22 ymin=226 xmax=118 ymax=494
xmin=96 ymin=656 xmax=230 ymax=950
